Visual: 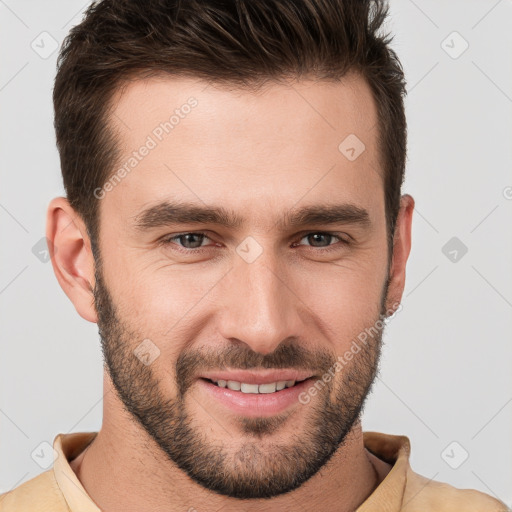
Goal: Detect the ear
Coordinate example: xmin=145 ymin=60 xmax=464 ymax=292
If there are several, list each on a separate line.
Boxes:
xmin=46 ymin=197 xmax=98 ymax=323
xmin=385 ymin=194 xmax=414 ymax=315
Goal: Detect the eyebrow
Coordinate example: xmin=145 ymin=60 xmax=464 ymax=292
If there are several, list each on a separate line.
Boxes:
xmin=132 ymin=200 xmax=371 ymax=232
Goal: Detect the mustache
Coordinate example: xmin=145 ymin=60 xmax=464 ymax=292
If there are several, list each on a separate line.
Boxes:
xmin=175 ymin=342 xmax=336 ymax=396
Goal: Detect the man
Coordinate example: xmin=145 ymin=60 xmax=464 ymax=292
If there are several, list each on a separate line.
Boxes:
xmin=0 ymin=0 xmax=507 ymax=511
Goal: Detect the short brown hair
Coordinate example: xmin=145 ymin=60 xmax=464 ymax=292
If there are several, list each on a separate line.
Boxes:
xmin=53 ymin=0 xmax=407 ymax=261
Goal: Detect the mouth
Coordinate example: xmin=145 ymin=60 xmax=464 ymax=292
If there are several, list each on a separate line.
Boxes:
xmin=197 ymin=372 xmax=316 ymax=417
xmin=200 ymin=377 xmax=309 ymax=394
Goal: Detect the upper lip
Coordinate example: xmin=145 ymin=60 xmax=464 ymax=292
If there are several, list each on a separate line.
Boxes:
xmin=199 ymin=370 xmax=314 ymax=385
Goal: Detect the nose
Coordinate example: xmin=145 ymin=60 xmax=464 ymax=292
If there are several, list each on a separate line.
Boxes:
xmin=216 ymin=249 xmax=304 ymax=356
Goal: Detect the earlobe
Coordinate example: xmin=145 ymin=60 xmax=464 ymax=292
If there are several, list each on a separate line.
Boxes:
xmin=385 ymin=194 xmax=415 ymax=313
xmin=46 ymin=197 xmax=98 ymax=323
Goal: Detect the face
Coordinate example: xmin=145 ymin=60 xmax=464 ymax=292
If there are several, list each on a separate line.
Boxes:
xmin=91 ymin=74 xmax=394 ymax=499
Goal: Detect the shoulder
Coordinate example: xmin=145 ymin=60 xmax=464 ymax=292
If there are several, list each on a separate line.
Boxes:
xmin=402 ymin=468 xmax=510 ymax=511
xmin=0 ymin=470 xmax=69 ymax=511
xmin=363 ymin=431 xmax=509 ymax=512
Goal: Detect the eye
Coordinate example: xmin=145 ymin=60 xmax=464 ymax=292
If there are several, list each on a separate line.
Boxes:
xmin=159 ymin=231 xmax=350 ymax=254
xmin=160 ymin=232 xmax=214 ymax=251
xmin=293 ymin=232 xmax=350 ymax=251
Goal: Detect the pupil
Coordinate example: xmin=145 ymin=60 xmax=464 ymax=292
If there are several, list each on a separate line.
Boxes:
xmin=309 ymin=233 xmax=330 ymax=247
xmin=181 ymin=233 xmax=203 ymax=248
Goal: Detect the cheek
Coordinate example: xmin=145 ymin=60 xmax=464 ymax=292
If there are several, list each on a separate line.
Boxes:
xmin=106 ymin=255 xmax=227 ymax=351
xmin=296 ymin=259 xmax=387 ymax=346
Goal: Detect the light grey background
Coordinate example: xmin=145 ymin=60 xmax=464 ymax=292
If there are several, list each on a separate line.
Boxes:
xmin=1 ymin=0 xmax=511 ymax=507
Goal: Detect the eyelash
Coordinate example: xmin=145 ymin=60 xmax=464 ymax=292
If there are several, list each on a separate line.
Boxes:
xmin=159 ymin=231 xmax=350 ymax=254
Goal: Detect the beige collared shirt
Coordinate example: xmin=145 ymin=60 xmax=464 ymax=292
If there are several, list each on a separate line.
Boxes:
xmin=0 ymin=431 xmax=507 ymax=511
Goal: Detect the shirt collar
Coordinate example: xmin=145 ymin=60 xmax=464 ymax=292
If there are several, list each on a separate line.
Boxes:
xmin=52 ymin=430 xmax=411 ymax=511
xmin=53 ymin=431 xmax=101 ymax=512
xmin=358 ymin=431 xmax=411 ymax=511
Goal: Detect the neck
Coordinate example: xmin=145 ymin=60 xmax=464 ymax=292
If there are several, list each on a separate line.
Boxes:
xmin=70 ymin=385 xmax=390 ymax=512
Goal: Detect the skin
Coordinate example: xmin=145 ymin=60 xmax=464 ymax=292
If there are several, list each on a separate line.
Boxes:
xmin=47 ymin=73 xmax=414 ymax=512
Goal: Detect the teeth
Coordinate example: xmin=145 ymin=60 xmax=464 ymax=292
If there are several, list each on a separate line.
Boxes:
xmin=240 ymin=383 xmax=259 ymax=393
xmin=211 ymin=379 xmax=298 ymax=393
xmin=258 ymin=382 xmax=277 ymax=394
xmin=226 ymin=380 xmax=240 ymax=391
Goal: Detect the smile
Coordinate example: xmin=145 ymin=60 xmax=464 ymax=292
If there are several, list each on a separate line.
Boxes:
xmin=205 ymin=378 xmax=307 ymax=394
xmin=198 ymin=376 xmax=315 ymax=417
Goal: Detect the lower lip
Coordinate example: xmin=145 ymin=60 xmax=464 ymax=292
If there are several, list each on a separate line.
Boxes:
xmin=197 ymin=378 xmax=314 ymax=417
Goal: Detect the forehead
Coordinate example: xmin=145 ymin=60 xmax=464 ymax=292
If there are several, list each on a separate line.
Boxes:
xmin=103 ymin=74 xmax=383 ymax=227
